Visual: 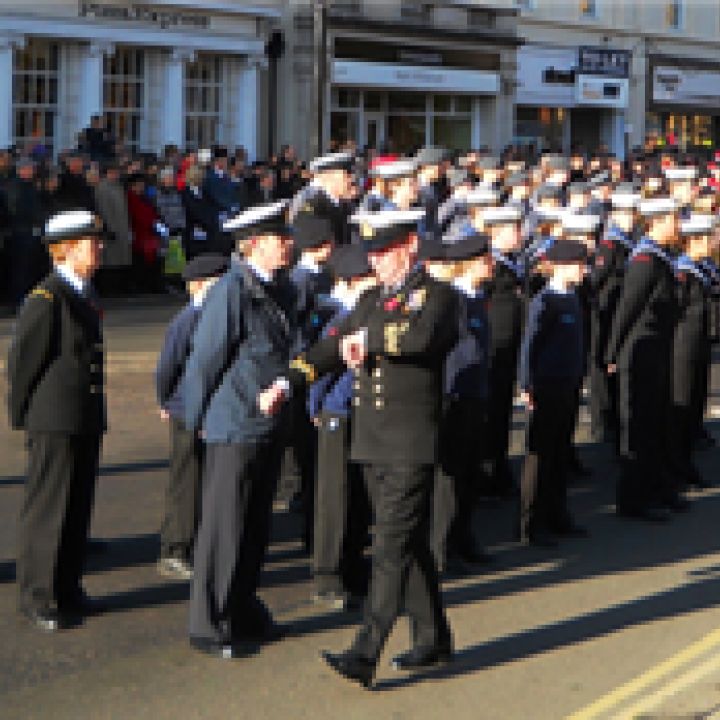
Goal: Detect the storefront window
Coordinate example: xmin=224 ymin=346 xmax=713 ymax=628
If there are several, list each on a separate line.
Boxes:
xmin=649 ymin=112 xmax=715 ymax=150
xmin=364 ymin=91 xmax=383 ymax=111
xmin=13 ymin=39 xmax=59 ymax=157
xmin=387 ymin=92 xmax=427 ymax=113
xmin=185 ymin=54 xmax=222 ymax=150
xmin=331 ymin=111 xmax=358 ymax=146
xmin=388 ymin=115 xmax=426 ymax=153
xmin=515 ymin=106 xmax=564 ymax=150
xmin=332 ymin=88 xmax=360 ymax=109
xmin=104 ymin=48 xmax=145 ymax=152
xmin=434 ymin=117 xmax=471 ymax=152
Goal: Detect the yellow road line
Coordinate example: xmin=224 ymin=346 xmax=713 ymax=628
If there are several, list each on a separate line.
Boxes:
xmin=617 ymin=652 xmax=720 ymax=719
xmin=566 ymin=627 xmax=720 ymax=720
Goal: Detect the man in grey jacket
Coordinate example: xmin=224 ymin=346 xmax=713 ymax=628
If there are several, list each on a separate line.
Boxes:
xmin=182 ymin=200 xmax=295 ymax=659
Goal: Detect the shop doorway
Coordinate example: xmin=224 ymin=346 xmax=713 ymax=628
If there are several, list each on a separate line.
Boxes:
xmin=571 ymin=108 xmax=601 ymax=154
xmin=363 ymin=112 xmax=386 ymax=151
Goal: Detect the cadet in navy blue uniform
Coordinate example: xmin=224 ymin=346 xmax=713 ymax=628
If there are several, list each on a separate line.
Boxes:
xmin=287 ymin=211 xmax=335 ymax=551
xmin=182 ymin=201 xmax=295 ymax=659
xmin=672 ymin=215 xmax=716 ymax=489
xmin=8 ymin=208 xmax=106 ymax=631
xmin=605 ymin=198 xmax=683 ymax=521
xmin=433 ymin=223 xmax=495 ymax=569
xmin=155 ymin=253 xmax=228 ymax=580
xmin=589 ymin=186 xmax=639 ymax=443
xmin=310 ymin=245 xmax=377 ymax=609
xmin=483 ymin=205 xmax=525 ymax=496
xmin=518 ymin=240 xmax=589 ymax=547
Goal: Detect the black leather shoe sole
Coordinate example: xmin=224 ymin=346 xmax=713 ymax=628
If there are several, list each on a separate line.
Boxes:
xmin=20 ymin=607 xmax=70 ymax=632
xmin=320 ymin=651 xmax=374 ymax=689
xmin=390 ymin=648 xmax=453 ymax=672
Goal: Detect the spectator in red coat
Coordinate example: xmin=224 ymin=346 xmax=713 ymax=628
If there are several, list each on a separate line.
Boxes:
xmin=127 ymin=173 xmax=162 ymax=293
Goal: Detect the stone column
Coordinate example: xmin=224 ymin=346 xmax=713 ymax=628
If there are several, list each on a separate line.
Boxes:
xmin=163 ymin=48 xmax=194 ymax=149
xmin=234 ymin=57 xmax=263 ymax=161
xmin=78 ymin=42 xmax=113 ymax=133
xmin=0 ymin=34 xmax=24 ymax=149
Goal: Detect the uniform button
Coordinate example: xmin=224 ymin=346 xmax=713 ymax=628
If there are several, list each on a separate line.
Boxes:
xmin=373 ymin=368 xmax=382 ymax=378
xmin=353 ymin=381 xmax=360 ymax=391
xmin=90 ymin=364 xmax=100 ymax=372
xmin=353 ymin=397 xmax=361 ymax=407
xmin=90 ymin=386 xmax=100 ymax=394
xmin=374 ymin=384 xmax=382 ymax=393
xmin=375 ymin=398 xmax=384 ymax=409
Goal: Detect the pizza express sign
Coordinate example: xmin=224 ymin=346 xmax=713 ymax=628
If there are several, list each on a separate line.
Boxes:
xmin=79 ymin=1 xmax=209 ymax=29
xmin=578 ymin=47 xmax=631 ymax=78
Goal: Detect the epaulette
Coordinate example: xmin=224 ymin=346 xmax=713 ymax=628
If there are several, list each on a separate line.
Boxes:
xmin=29 ymin=287 xmax=53 ymax=301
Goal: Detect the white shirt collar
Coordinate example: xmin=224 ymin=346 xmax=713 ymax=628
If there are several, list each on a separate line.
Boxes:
xmin=547 ymin=277 xmax=572 ymax=294
xmin=310 ymin=179 xmax=340 ymax=206
xmin=246 ymin=258 xmax=273 ymax=284
xmin=453 ymin=276 xmax=481 ymax=298
xmin=298 ymin=256 xmax=322 ymax=274
xmin=55 ymin=263 xmax=85 ymax=295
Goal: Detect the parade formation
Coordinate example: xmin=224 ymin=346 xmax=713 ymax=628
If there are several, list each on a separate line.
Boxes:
xmin=5 ymin=140 xmax=720 ymax=691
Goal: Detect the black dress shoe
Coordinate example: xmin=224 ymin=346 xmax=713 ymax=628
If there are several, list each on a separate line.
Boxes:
xmin=520 ymin=532 xmax=558 ymax=548
xmin=616 ymin=506 xmax=670 ymax=523
xmin=320 ymin=650 xmax=375 ymax=689
xmin=390 ymin=645 xmax=453 ymax=672
xmin=550 ymin=522 xmax=589 ymax=539
xmin=234 ymin=618 xmax=285 ymax=644
xmin=21 ymin=606 xmax=68 ymax=632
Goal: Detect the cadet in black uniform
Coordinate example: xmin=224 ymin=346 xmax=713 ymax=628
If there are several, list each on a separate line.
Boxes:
xmin=287 ymin=211 xmax=336 ymax=551
xmin=605 ymin=198 xmax=683 ymax=521
xmin=484 ymin=205 xmax=525 ymax=495
xmin=155 ymin=253 xmax=229 ymax=580
xmin=309 ymin=245 xmax=376 ymax=608
xmin=434 ymin=223 xmax=495 ymax=570
xmin=518 ymin=241 xmax=589 ymax=546
xmin=672 ymin=215 xmax=716 ymax=488
xmin=286 ymin=209 xmax=459 ymax=688
xmin=8 ymin=208 xmax=106 ymax=631
xmin=182 ymin=201 xmax=295 ymax=659
xmin=590 ymin=186 xmax=639 ymax=443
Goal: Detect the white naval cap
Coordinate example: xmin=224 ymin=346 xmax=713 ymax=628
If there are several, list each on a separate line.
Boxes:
xmin=350 ymin=208 xmax=425 ymax=251
xmin=562 ymin=213 xmax=601 ymax=234
xmin=43 ymin=208 xmax=103 ymax=245
xmin=222 ymin=199 xmax=290 ymax=236
xmin=483 ymin=206 xmax=523 ymax=226
xmin=680 ymin=214 xmax=717 ymax=236
xmin=638 ymin=197 xmax=678 ymax=217
xmin=464 ymin=187 xmax=500 ymax=207
xmin=664 ymin=166 xmax=698 ymax=182
xmin=309 ymin=151 xmax=354 ymax=174
xmin=368 ymin=159 xmax=417 ymax=180
xmin=534 ymin=206 xmax=567 ymax=223
xmin=610 ymin=191 xmax=641 ymax=210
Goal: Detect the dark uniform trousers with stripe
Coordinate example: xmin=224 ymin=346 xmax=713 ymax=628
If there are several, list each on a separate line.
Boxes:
xmin=7 ymin=272 xmax=106 ymax=614
xmin=293 ymin=268 xmax=458 ymax=662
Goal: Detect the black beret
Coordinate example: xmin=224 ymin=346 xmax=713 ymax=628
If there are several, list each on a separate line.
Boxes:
xmin=418 ymin=234 xmax=449 ymax=262
xmin=544 ymin=239 xmax=588 ymax=264
xmin=181 ymin=253 xmax=229 ymax=281
xmin=328 ymin=244 xmax=371 ymax=280
xmin=292 ymin=212 xmax=335 ymax=251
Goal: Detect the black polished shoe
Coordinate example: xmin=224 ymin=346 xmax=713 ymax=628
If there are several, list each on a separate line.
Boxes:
xmin=390 ymin=644 xmax=453 ymax=672
xmin=21 ymin=606 xmax=68 ymax=632
xmin=234 ymin=618 xmax=285 ymax=644
xmin=617 ymin=506 xmax=670 ymax=523
xmin=320 ymin=650 xmax=375 ymax=689
xmin=550 ymin=522 xmax=589 ymax=539
xmin=520 ymin=532 xmax=558 ymax=548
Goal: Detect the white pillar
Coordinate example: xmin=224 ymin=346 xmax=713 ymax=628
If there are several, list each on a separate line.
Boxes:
xmin=163 ymin=49 xmax=192 ymax=149
xmin=235 ymin=58 xmax=261 ymax=162
xmin=78 ymin=42 xmax=110 ymax=132
xmin=0 ymin=36 xmax=21 ymax=149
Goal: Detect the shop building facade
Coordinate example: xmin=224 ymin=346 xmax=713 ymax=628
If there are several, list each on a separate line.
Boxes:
xmin=0 ymin=0 xmax=281 ymax=159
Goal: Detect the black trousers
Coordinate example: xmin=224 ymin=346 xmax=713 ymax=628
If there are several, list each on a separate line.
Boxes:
xmin=617 ymin=351 xmax=674 ymax=511
xmin=350 ymin=464 xmax=450 ymax=663
xmin=17 ymin=432 xmax=100 ymax=612
xmin=160 ymin=418 xmax=204 ymax=561
xmin=289 ymin=390 xmax=317 ymax=547
xmin=590 ymin=360 xmax=618 ymax=443
xmin=313 ymin=413 xmax=369 ymax=596
xmin=486 ymin=348 xmax=519 ymax=488
xmin=189 ymin=430 xmax=284 ymax=644
xmin=520 ymin=383 xmax=577 ymax=537
xmin=433 ymin=398 xmax=487 ymax=566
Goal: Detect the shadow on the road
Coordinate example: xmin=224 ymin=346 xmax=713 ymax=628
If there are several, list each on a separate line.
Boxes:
xmin=0 ymin=459 xmax=169 ymax=488
xmin=98 ymin=581 xmax=190 ymax=614
xmin=373 ymin=573 xmax=720 ymax=691
xmin=86 ymin=533 xmax=161 ymax=574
